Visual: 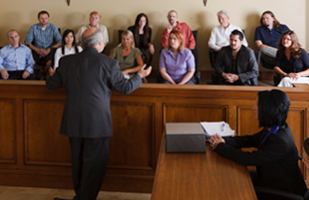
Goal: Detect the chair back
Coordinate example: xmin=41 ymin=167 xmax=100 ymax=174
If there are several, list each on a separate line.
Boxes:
xmin=191 ymin=49 xmax=200 ymax=84
xmin=118 ymin=30 xmax=124 ymax=44
xmin=192 ymin=30 xmax=198 ymax=49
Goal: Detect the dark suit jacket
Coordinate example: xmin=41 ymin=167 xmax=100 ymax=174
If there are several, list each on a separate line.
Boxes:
xmin=46 ymin=47 xmax=142 ymax=138
xmin=216 ymin=123 xmax=307 ymax=196
xmin=214 ymin=45 xmax=259 ymax=85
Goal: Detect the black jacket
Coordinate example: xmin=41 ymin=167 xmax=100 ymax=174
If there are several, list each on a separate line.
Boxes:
xmin=216 ymin=123 xmax=307 ymax=196
xmin=214 ymin=45 xmax=259 ymax=85
xmin=46 ymin=47 xmax=142 ymax=138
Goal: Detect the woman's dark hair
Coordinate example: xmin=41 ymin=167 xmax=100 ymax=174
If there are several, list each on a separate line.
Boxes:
xmin=61 ymin=29 xmax=79 ymax=55
xmin=133 ymin=13 xmax=150 ymax=48
xmin=277 ymin=30 xmax=302 ymax=59
xmin=258 ymin=89 xmax=290 ymax=127
xmin=260 ymin=10 xmax=280 ymax=29
xmin=304 ymin=137 xmax=309 ymax=157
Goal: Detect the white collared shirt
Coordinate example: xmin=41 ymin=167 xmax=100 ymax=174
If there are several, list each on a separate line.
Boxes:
xmin=208 ymin=24 xmax=248 ymax=51
xmin=54 ymin=45 xmax=83 ymax=68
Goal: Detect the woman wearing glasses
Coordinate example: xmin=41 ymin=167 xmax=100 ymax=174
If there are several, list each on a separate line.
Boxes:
xmin=274 ymin=30 xmax=309 ymax=87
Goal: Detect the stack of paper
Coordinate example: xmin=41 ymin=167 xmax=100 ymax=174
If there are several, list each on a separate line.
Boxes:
xmin=200 ymin=121 xmax=235 ymax=137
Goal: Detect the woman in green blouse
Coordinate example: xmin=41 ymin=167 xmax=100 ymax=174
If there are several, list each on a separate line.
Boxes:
xmin=110 ymin=30 xmax=144 ymax=79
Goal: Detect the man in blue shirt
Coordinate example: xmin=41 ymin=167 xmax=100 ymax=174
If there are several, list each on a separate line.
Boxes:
xmin=255 ymin=11 xmax=289 ymax=69
xmin=0 ymin=30 xmax=34 ymax=80
xmin=24 ymin=10 xmax=61 ymax=79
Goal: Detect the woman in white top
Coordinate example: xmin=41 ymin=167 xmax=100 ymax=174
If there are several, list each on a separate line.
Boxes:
xmin=50 ymin=29 xmax=82 ymax=75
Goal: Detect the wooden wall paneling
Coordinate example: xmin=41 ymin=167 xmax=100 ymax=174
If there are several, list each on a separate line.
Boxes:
xmin=109 ymin=101 xmax=155 ymax=171
xmin=0 ymin=98 xmax=16 ymax=165
xmin=164 ymin=103 xmax=228 ymax=123
xmin=286 ymin=107 xmax=306 ymax=176
xmin=23 ymin=99 xmax=71 ymax=167
xmin=237 ymin=104 xmax=261 ymax=153
xmin=287 ymin=107 xmax=306 ymax=155
xmin=154 ymin=98 xmax=163 ymax=167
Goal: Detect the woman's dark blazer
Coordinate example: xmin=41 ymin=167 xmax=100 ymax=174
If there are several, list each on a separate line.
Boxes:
xmin=216 ymin=123 xmax=307 ymax=196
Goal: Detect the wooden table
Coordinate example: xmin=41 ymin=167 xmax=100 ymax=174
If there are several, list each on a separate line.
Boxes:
xmin=151 ymin=135 xmax=258 ymax=200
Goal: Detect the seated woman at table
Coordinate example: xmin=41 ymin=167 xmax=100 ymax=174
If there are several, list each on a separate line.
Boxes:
xmin=274 ymin=30 xmax=309 ymax=87
xmin=159 ymin=30 xmax=195 ymax=85
xmin=128 ymin=13 xmax=154 ymax=65
xmin=210 ymin=89 xmax=307 ymax=196
xmin=50 ymin=29 xmax=82 ymax=75
xmin=110 ymin=30 xmax=144 ymax=79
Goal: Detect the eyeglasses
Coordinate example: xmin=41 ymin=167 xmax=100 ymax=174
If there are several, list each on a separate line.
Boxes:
xmin=282 ymin=37 xmax=292 ymax=41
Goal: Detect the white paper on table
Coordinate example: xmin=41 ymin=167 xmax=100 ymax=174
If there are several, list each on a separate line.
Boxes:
xmin=200 ymin=121 xmax=235 ymax=137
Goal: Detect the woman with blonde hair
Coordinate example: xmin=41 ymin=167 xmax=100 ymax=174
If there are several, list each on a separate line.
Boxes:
xmin=110 ymin=30 xmax=144 ymax=79
xmin=274 ymin=30 xmax=309 ymax=87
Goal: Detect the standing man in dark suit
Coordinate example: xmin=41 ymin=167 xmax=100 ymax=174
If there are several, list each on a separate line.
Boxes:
xmin=46 ymin=27 xmax=152 ymax=200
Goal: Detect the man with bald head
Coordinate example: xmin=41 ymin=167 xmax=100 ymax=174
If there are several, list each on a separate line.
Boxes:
xmin=0 ymin=29 xmax=34 ymax=80
xmin=46 ymin=27 xmax=151 ymax=200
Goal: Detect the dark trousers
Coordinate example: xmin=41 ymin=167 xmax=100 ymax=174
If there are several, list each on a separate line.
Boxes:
xmin=69 ymin=137 xmax=110 ymax=200
xmin=31 ymin=49 xmax=54 ymax=66
xmin=0 ymin=70 xmax=34 ymax=80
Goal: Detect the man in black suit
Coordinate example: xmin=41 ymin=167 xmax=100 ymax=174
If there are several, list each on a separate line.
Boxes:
xmin=214 ymin=29 xmax=259 ymax=85
xmin=46 ymin=27 xmax=152 ymax=200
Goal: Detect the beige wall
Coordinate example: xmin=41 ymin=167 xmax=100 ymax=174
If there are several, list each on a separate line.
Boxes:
xmin=0 ymin=0 xmax=307 ymax=71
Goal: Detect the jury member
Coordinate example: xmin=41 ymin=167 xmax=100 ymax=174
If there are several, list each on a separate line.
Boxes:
xmin=210 ymin=89 xmax=307 ymax=197
xmin=128 ymin=13 xmax=155 ymax=65
xmin=0 ymin=30 xmax=34 ymax=80
xmin=255 ymin=11 xmax=290 ymax=69
xmin=274 ymin=30 xmax=309 ymax=87
xmin=46 ymin=27 xmax=151 ymax=200
xmin=76 ymin=11 xmax=109 ymax=47
xmin=161 ymin=10 xmax=195 ymax=49
xmin=51 ymin=29 xmax=83 ymax=74
xmin=208 ymin=10 xmax=248 ymax=52
xmin=214 ymin=30 xmax=258 ymax=85
xmin=110 ymin=30 xmax=144 ymax=79
xmin=159 ymin=30 xmax=195 ymax=85
xmin=24 ymin=10 xmax=62 ymax=79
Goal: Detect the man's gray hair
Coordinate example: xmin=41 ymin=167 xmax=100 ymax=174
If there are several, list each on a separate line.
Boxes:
xmin=81 ymin=29 xmax=103 ymax=47
xmin=7 ymin=29 xmax=19 ymax=37
xmin=217 ymin=10 xmax=229 ymax=17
